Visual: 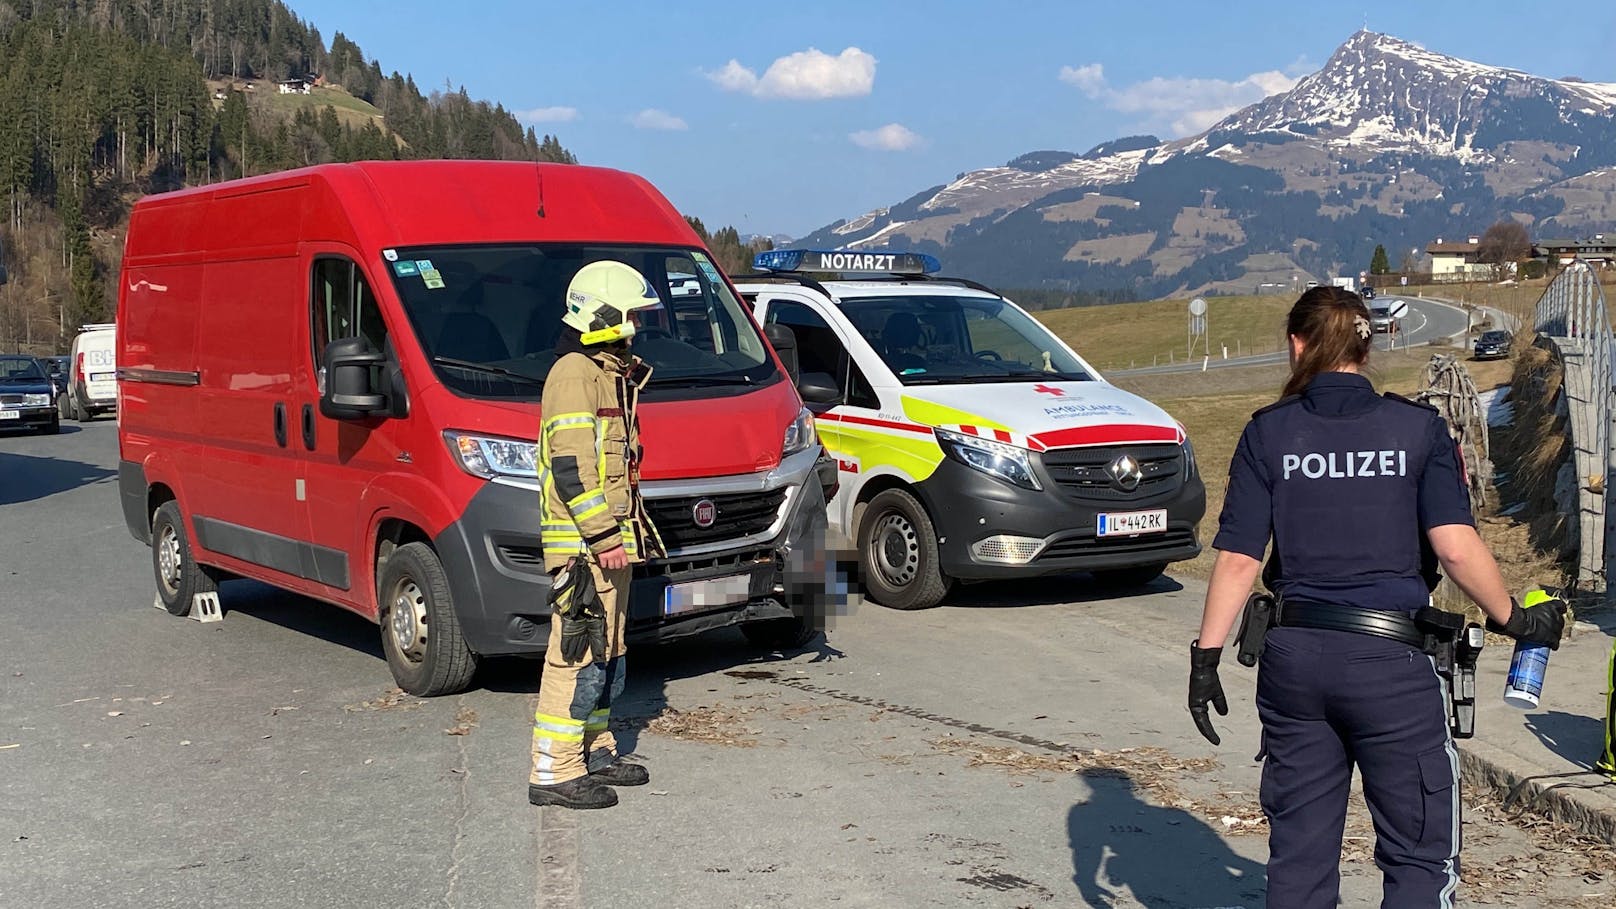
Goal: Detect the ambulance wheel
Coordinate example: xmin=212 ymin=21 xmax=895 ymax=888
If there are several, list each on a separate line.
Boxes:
xmin=1093 ymin=562 xmax=1167 ymax=588
xmin=858 ymin=488 xmax=951 ymax=610
xmin=378 ymin=542 xmax=478 ymax=697
xmin=741 ymin=616 xmax=818 ymax=651
xmin=151 ymin=501 xmax=218 ymax=617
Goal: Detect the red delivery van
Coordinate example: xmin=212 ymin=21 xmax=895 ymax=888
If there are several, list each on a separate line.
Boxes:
xmin=116 ymin=161 xmax=835 ymax=696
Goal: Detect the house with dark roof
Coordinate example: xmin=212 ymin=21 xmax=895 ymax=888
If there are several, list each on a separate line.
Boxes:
xmin=1535 ymin=236 xmax=1616 ymax=267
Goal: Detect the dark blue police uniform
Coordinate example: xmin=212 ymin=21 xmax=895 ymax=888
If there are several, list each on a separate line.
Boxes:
xmin=1213 ymin=372 xmax=1475 ymax=909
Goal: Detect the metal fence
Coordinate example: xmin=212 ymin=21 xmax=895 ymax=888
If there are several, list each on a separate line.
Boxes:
xmin=1531 ymin=260 xmax=1614 ymax=594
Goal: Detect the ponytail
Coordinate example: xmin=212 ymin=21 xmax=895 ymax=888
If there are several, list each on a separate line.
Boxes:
xmin=1281 ymin=287 xmax=1373 ymax=399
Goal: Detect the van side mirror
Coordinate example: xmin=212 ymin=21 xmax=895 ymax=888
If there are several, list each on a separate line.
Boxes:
xmin=320 ymin=336 xmax=389 ymax=419
xmin=763 ymin=322 xmax=799 ymax=381
xmin=797 ymin=371 xmax=842 ymax=406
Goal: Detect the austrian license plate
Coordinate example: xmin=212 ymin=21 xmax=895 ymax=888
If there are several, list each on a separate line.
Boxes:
xmin=1097 ymin=509 xmax=1168 ymax=537
xmin=664 ymin=573 xmax=752 ymax=616
xmin=0 ymin=410 xmax=17 ymax=421
xmin=91 ymin=373 xmax=114 ymax=383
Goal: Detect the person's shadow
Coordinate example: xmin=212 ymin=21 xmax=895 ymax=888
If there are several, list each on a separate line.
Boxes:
xmin=1524 ymin=710 xmax=1610 ymax=771
xmin=1069 ymin=768 xmax=1267 ymax=908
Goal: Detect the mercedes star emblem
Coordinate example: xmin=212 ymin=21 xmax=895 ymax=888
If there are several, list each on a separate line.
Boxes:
xmin=1107 ymin=455 xmax=1144 ymax=492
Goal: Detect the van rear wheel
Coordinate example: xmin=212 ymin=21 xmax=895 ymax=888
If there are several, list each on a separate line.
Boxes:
xmin=378 ymin=542 xmax=478 ymax=697
xmin=151 ymin=501 xmax=219 ymax=616
xmin=857 ymin=488 xmax=951 ymax=610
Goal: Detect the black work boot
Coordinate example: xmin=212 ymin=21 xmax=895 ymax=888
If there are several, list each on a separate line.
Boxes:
xmin=529 ymin=775 xmax=618 ymax=809
xmin=591 ymin=760 xmax=650 ymax=787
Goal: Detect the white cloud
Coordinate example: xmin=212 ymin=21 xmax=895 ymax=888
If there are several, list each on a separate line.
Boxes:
xmin=630 ymin=109 xmax=688 ymax=131
xmin=516 ymin=106 xmax=579 ymax=124
xmin=706 ymin=47 xmax=876 ymax=100
xmin=849 ymin=123 xmax=923 ymax=152
xmin=1060 ymin=62 xmax=1302 ymax=137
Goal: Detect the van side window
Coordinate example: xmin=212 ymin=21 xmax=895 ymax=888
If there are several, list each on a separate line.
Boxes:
xmin=765 ymin=300 xmax=877 ymax=409
xmin=311 ymin=258 xmax=389 ymax=372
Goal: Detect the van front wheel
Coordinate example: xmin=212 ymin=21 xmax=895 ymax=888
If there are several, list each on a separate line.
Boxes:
xmin=378 ymin=542 xmax=478 ymax=697
xmin=857 ymin=488 xmax=951 ymax=610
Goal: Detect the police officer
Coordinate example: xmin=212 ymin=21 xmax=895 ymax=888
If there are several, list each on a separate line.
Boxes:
xmin=529 ymin=260 xmax=665 ymax=811
xmin=1187 ymin=287 xmax=1568 ymax=907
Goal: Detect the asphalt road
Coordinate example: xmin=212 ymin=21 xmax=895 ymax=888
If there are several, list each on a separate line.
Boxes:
xmin=2 ymin=421 xmax=1606 ymax=908
xmin=1108 ymin=295 xmax=1473 ymax=377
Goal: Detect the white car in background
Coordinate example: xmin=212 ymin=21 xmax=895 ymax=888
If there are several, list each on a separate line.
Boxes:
xmin=60 ymin=323 xmax=118 ymax=421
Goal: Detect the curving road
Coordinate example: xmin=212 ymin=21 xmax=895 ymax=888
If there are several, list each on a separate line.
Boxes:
xmin=1105 ymin=295 xmax=1474 ymax=378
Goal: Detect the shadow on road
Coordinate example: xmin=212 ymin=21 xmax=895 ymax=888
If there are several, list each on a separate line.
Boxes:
xmin=1068 ymin=768 xmax=1267 ymax=908
xmin=947 ymin=572 xmax=1186 ymax=610
xmin=220 ymin=579 xmax=385 ymax=660
xmin=479 ymin=626 xmax=845 ymax=756
xmin=0 ymin=449 xmax=114 ymax=505
xmin=1524 ymin=710 xmax=1608 ymax=770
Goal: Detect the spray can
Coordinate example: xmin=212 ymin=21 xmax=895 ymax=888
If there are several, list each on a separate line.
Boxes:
xmin=1503 ymin=588 xmax=1555 ymax=709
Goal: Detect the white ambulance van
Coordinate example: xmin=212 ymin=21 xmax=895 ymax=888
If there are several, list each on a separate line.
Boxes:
xmin=734 ymin=250 xmax=1207 ymax=610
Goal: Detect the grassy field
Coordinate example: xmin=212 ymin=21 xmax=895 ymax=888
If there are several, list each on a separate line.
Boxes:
xmin=1037 ymin=294 xmax=1295 ymax=371
xmin=257 ymin=85 xmax=387 ymax=130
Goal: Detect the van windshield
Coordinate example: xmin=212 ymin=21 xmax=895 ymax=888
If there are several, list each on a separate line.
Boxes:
xmin=838 ymin=294 xmax=1093 ymax=385
xmin=384 ymin=244 xmax=777 ymax=399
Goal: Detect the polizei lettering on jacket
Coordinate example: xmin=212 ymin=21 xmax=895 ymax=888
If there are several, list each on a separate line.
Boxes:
xmin=1280 ymin=449 xmax=1407 ymax=480
xmin=813 ymin=252 xmax=895 ymax=272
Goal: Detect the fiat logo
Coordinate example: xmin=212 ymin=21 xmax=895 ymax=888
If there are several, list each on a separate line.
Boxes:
xmin=1107 ymin=454 xmax=1144 ymax=492
xmin=692 ymin=499 xmax=717 ymax=528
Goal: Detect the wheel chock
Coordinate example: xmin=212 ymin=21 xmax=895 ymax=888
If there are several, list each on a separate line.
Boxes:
xmin=189 ymin=592 xmax=223 ymax=623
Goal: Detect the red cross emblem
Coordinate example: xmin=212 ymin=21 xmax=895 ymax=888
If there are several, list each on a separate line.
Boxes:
xmin=1033 ymin=384 xmax=1065 ymax=397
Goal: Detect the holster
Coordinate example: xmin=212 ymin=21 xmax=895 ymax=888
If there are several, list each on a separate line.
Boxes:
xmin=1234 ymin=592 xmax=1277 ymax=667
xmin=1415 ymin=605 xmax=1484 ymax=739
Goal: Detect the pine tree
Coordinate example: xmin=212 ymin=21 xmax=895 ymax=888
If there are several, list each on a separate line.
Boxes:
xmin=1370 ymin=244 xmax=1390 ymax=275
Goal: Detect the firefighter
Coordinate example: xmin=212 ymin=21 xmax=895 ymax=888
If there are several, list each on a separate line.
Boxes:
xmin=1600 ymin=639 xmax=1616 ymax=780
xmin=529 ymin=260 xmax=666 ymax=810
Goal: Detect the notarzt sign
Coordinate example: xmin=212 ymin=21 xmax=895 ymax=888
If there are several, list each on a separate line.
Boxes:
xmin=812 ymin=252 xmax=897 ymax=272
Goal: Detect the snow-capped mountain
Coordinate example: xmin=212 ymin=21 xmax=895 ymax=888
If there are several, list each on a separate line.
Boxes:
xmin=799 ymin=31 xmax=1616 ymax=296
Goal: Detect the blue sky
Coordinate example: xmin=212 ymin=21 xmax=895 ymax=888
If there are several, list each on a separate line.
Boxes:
xmin=310 ymin=1 xmax=1616 ymax=238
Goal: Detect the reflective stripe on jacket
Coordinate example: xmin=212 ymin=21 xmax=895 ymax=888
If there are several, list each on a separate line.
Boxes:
xmin=538 ymin=347 xmax=664 ymax=571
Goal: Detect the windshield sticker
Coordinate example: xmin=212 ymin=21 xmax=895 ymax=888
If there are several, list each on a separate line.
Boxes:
xmin=900 ymin=368 xmax=927 ymax=375
xmin=415 ymin=259 xmax=434 ymax=272
xmin=383 ymin=249 xmax=399 ymax=262
xmin=421 ymin=267 xmax=446 ymax=290
xmin=1044 ymin=402 xmax=1133 ymax=420
xmin=696 ymin=259 xmax=723 ymax=284
xmin=393 ymin=260 xmax=420 ymax=277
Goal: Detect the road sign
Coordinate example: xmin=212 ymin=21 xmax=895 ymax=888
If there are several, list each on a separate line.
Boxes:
xmin=1188 ymin=297 xmax=1207 ymax=316
xmin=1400 ymin=275 xmax=1408 ymax=286
xmin=1388 ymin=300 xmax=1409 ymax=319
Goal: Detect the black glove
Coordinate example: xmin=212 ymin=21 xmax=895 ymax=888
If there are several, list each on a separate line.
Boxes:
xmin=1188 ymin=642 xmax=1228 ymax=746
xmin=550 ymin=558 xmax=604 ymax=663
xmin=1487 ymin=595 xmax=1568 ymax=651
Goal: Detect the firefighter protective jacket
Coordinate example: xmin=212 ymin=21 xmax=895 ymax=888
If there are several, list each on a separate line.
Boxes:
xmin=538 ymin=339 xmax=664 ymax=572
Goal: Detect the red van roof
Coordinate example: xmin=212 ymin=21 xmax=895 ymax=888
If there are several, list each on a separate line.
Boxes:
xmin=127 ymin=160 xmax=704 ymax=255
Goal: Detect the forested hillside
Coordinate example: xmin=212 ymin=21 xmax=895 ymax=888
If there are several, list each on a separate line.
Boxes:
xmin=0 ymin=0 xmax=577 ymax=348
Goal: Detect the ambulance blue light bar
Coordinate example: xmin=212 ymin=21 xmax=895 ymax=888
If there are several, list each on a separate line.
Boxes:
xmin=752 ymin=248 xmax=941 ymax=275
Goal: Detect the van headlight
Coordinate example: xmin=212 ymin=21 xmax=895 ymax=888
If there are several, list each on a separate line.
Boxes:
xmin=783 ymin=407 xmax=817 ymax=456
xmin=934 ymin=427 xmax=1040 ymax=491
xmin=1178 ymin=424 xmax=1197 ymax=479
xmin=444 ymin=431 xmax=538 ymax=479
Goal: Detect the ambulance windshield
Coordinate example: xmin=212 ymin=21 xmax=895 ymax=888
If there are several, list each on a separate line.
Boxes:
xmin=839 ymin=295 xmax=1092 ymax=385
xmin=384 ymin=244 xmax=776 ymax=399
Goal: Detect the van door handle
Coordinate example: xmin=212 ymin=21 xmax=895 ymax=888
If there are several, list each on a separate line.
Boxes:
xmin=301 ymin=404 xmax=316 ymax=451
xmin=273 ymin=403 xmax=288 ymax=448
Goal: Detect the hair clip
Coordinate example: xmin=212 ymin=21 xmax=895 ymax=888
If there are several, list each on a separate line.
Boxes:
xmin=1353 ymin=316 xmax=1371 ymax=341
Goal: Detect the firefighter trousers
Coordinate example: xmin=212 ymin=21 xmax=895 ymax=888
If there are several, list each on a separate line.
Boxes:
xmin=531 ymin=563 xmax=632 ymax=787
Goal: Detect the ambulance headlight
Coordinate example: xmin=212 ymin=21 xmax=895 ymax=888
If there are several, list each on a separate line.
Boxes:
xmin=1180 ymin=431 xmax=1198 ymax=479
xmin=444 ymin=431 xmax=538 ymax=479
xmin=934 ymin=427 xmax=1040 ymax=491
xmin=782 ymin=407 xmax=818 ymax=456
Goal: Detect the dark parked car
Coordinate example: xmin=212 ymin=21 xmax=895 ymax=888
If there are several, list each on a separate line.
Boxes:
xmin=0 ymin=355 xmax=62 ymax=434
xmin=1361 ymin=285 xmax=1376 ymax=300
xmin=1474 ymin=330 xmax=1513 ymax=361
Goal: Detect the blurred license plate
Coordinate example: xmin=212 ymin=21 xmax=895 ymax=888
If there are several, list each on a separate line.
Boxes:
xmin=91 ymin=372 xmax=114 ymax=382
xmin=0 ymin=410 xmax=17 ymax=420
xmin=664 ymin=574 xmax=751 ymax=616
xmin=1097 ymin=509 xmax=1167 ymax=537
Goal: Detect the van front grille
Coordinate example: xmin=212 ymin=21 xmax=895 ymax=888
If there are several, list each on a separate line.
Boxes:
xmin=644 ymin=489 xmax=788 ymax=550
xmin=1041 ymin=444 xmax=1183 ymax=502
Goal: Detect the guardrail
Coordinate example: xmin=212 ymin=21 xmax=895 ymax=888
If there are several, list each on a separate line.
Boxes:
xmin=1530 ymin=260 xmax=1613 ymax=594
